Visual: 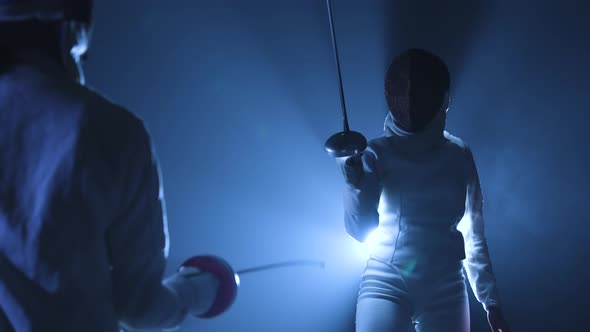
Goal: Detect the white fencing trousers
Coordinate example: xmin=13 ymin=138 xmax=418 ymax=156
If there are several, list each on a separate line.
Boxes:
xmin=355 ymin=258 xmax=470 ymax=332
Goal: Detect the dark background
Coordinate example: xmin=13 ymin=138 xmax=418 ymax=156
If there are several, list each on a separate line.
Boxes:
xmin=86 ymin=0 xmax=589 ymax=331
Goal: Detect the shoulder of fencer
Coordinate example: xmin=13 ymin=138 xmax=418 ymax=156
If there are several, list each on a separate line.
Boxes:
xmin=54 ymin=86 xmax=157 ymax=175
xmin=70 ymin=85 xmax=152 ymax=146
xmin=443 ymin=131 xmax=472 ymax=155
xmin=443 ymin=131 xmax=478 ymax=175
xmin=443 ymin=131 xmax=465 ymax=147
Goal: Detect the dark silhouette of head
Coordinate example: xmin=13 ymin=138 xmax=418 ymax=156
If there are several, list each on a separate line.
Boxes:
xmin=385 ymin=48 xmax=450 ymax=132
xmin=0 ymin=0 xmax=93 ymax=83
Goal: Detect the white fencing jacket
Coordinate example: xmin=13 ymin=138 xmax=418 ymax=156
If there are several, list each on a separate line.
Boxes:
xmin=342 ymin=111 xmax=500 ymax=310
xmin=0 ymin=53 xmax=185 ymax=332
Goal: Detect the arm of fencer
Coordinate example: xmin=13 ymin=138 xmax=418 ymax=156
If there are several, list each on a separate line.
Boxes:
xmin=341 ymin=147 xmax=382 ymax=242
xmin=105 ymin=119 xmax=187 ymax=330
xmin=457 ymin=146 xmax=501 ymax=311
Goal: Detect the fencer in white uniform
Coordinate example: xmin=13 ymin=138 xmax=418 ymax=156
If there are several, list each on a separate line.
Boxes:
xmin=0 ymin=1 xmax=232 ymax=331
xmin=341 ymin=49 xmax=509 ymax=332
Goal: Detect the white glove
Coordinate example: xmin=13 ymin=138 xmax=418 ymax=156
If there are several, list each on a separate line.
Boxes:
xmin=163 ymin=267 xmax=220 ymax=317
xmin=338 ymin=154 xmax=364 ymax=188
